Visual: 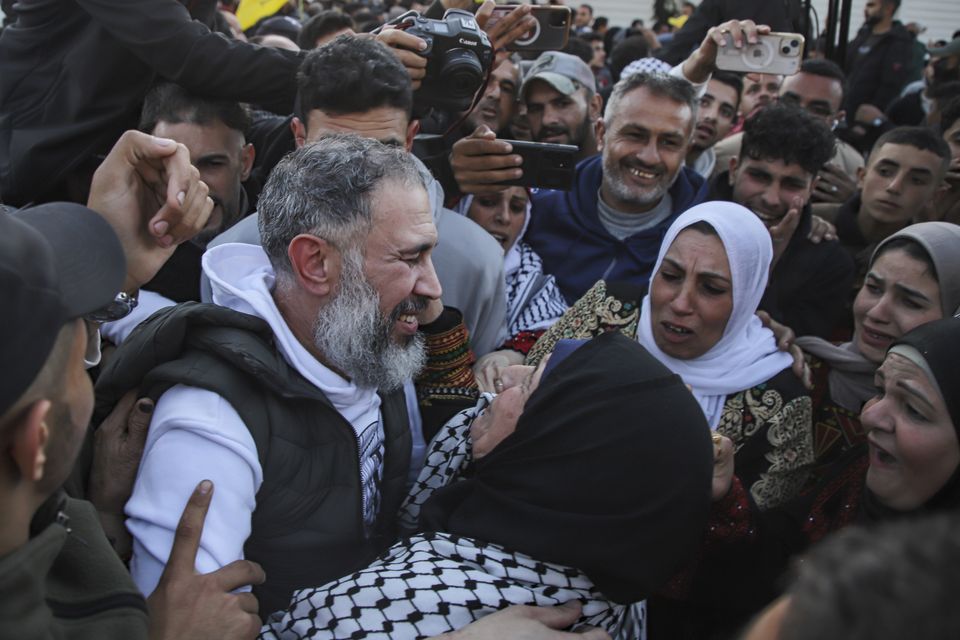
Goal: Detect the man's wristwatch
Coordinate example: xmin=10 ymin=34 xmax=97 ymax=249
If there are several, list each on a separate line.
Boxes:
xmin=85 ymin=291 xmax=139 ymax=323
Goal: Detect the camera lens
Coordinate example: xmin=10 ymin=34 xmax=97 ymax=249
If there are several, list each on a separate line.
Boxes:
xmin=790 ymin=39 xmax=799 ymax=47
xmin=439 ymin=48 xmax=484 ymax=99
xmin=782 ymin=46 xmax=791 ymax=54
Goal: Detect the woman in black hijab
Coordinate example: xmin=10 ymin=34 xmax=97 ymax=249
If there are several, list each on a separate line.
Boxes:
xmin=689 ymin=317 xmax=960 ymax=638
xmin=262 ymin=332 xmax=715 ymax=639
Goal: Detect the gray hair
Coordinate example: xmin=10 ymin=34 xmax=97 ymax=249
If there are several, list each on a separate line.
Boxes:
xmin=258 ymin=134 xmax=425 ymax=279
xmin=603 ymin=72 xmax=698 ymax=128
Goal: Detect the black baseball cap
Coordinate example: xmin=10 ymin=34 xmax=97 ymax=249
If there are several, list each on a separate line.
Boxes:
xmin=0 ymin=203 xmax=125 ymax=417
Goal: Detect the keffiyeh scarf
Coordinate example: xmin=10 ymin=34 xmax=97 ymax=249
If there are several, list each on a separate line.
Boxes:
xmin=260 ymin=399 xmax=643 ymax=640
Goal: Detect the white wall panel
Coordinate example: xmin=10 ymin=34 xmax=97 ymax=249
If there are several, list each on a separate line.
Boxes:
xmin=580 ymin=0 xmax=958 ymax=49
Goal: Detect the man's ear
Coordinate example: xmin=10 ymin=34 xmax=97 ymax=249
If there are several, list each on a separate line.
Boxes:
xmin=728 ymin=156 xmax=739 ymax=185
xmin=588 ymin=92 xmax=603 ymax=122
xmin=287 ymin=234 xmax=341 ymax=298
xmin=240 ymin=143 xmax=256 ymax=181
xmin=856 ymin=164 xmax=866 ymax=190
xmin=7 ymin=400 xmax=51 ymax=483
xmin=406 ymin=120 xmax=421 ymax=153
xmin=291 ymin=117 xmax=307 ymax=149
xmin=595 ymin=118 xmax=606 ymax=152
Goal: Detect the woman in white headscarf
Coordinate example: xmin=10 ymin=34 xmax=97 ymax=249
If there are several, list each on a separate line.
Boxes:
xmin=528 ymin=202 xmax=812 ymax=511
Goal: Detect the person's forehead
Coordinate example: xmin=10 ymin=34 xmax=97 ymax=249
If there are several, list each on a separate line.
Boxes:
xmin=306 ymin=107 xmax=409 ymax=144
xmin=740 ymin=155 xmax=813 ymax=180
xmin=369 ymin=181 xmax=435 ymax=237
xmin=879 ymin=352 xmax=930 ymax=383
xmin=152 ymin=119 xmax=245 ymax=158
xmin=525 ymin=78 xmax=580 ymax=103
xmin=744 ymin=73 xmax=782 ymax=88
xmin=706 ymin=79 xmax=739 ymax=104
xmin=869 ymin=143 xmax=944 ymax=171
xmin=781 ymin=72 xmax=843 ymax=105
xmin=611 ymin=87 xmax=693 ymax=132
xmin=493 ymin=60 xmax=520 ymax=85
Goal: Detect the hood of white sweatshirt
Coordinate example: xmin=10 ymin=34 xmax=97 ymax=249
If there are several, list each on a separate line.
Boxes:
xmin=202 ymin=242 xmax=381 ymax=425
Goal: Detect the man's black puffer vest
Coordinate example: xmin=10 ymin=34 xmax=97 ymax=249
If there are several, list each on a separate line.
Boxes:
xmin=94 ymin=302 xmax=412 ymax=618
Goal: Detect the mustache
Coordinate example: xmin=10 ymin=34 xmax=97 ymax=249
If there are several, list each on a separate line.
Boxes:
xmin=537 ymin=124 xmax=569 ymax=140
xmin=389 ymin=296 xmax=429 ymax=322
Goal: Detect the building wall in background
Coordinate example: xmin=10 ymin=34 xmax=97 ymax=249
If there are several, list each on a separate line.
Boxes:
xmin=582 ymin=0 xmax=957 ymax=52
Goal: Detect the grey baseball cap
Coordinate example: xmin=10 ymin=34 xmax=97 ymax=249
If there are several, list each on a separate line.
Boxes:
xmin=520 ymin=51 xmax=597 ymax=101
xmin=929 ymin=37 xmax=960 ymax=58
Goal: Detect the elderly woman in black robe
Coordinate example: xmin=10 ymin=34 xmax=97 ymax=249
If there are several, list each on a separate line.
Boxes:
xmin=261 ymin=332 xmax=715 ymax=639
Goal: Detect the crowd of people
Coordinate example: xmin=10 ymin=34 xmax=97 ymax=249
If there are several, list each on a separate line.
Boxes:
xmin=1 ymin=0 xmax=959 ymax=638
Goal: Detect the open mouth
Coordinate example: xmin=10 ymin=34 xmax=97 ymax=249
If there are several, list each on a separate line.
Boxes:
xmin=860 ymin=324 xmax=896 ymax=348
xmin=695 ymin=124 xmax=716 ymax=139
xmin=627 ymin=166 xmax=661 ymax=183
xmin=869 ymin=437 xmax=897 ymax=465
xmin=395 ymin=313 xmax=419 ymax=334
xmin=661 ymin=321 xmax=693 ymax=336
xmin=489 ymin=232 xmax=509 ymax=247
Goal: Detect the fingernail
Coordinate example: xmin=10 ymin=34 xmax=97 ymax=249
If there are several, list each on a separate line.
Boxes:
xmin=158 ymin=235 xmax=174 ymax=249
xmin=153 ymin=220 xmax=169 ymax=236
xmin=177 ymin=191 xmax=186 ymax=206
xmin=153 ymin=136 xmax=175 ymax=147
xmin=137 ymin=400 xmax=154 ymax=414
xmin=198 ymin=480 xmax=213 ymax=494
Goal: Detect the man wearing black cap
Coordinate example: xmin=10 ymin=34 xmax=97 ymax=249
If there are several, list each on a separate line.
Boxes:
xmin=0 ymin=203 xmax=266 ymax=638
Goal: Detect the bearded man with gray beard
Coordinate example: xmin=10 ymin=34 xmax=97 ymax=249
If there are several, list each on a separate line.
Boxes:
xmin=94 ymin=135 xmax=453 ymax=618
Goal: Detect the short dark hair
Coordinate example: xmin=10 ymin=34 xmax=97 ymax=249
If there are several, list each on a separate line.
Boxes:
xmin=605 ymin=72 xmax=698 ymax=129
xmin=578 ymin=3 xmax=593 ymax=15
xmin=740 ymin=103 xmax=835 ymax=175
xmin=799 ymin=58 xmax=846 ymax=85
xmin=563 ymin=37 xmax=595 ymax=65
xmin=882 ymin=0 xmax=901 ymax=11
xmin=870 ymin=126 xmax=951 ymax=173
xmin=929 ymin=80 xmax=960 ymax=104
xmin=583 ymin=32 xmax=604 ymax=43
xmin=609 ymin=35 xmax=650 ymax=83
xmin=139 ymin=83 xmax=251 ymax=138
xmin=298 ymin=10 xmax=354 ymax=49
xmin=710 ymin=71 xmax=743 ymax=112
xmin=297 ymin=36 xmax=413 ymax=118
xmin=592 ymin=16 xmax=608 ymax=30
xmin=780 ymin=514 xmax=960 ymax=640
xmin=941 ymin=96 xmax=960 ymax=137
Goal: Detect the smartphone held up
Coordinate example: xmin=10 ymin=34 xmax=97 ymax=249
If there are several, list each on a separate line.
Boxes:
xmin=486 ymin=5 xmax=572 ymax=51
xmin=715 ymin=32 xmax=805 ymax=76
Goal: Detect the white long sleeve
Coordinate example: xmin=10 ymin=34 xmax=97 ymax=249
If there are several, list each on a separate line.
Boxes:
xmin=126 ymin=384 xmax=263 ymax=596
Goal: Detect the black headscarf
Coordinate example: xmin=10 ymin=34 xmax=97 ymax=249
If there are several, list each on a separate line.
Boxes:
xmin=418 ymin=331 xmax=715 ymax=604
xmin=862 ymin=317 xmax=960 ymax=520
xmin=891 ymin=317 xmax=960 ymax=510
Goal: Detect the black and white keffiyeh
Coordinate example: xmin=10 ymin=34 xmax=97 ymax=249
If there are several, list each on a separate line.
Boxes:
xmin=261 ymin=333 xmax=715 ymax=640
xmin=506 ymin=243 xmax=568 ymax=336
xmin=260 ymin=399 xmax=643 ymax=640
xmin=454 ymin=195 xmax=567 ymax=336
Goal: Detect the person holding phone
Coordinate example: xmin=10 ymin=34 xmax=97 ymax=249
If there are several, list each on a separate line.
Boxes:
xmin=450 ymin=20 xmax=774 ymax=305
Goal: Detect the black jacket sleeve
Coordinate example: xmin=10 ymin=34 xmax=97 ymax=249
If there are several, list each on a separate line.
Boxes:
xmin=77 ymin=0 xmax=303 ymax=114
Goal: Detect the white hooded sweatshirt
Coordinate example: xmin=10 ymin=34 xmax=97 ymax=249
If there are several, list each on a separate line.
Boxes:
xmin=126 ymin=243 xmax=385 ymax=597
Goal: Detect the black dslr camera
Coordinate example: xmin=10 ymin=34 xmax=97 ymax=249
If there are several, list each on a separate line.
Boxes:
xmin=404 ymin=9 xmax=494 ymax=114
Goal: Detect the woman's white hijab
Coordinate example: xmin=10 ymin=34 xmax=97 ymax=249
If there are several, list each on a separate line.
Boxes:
xmin=636 ymin=201 xmax=793 ymax=429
